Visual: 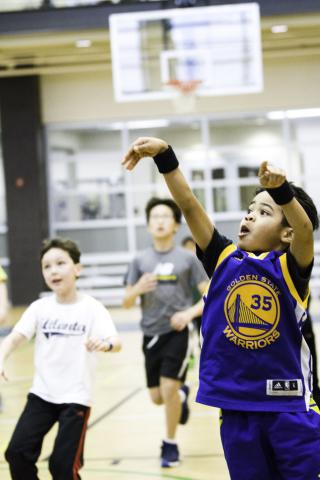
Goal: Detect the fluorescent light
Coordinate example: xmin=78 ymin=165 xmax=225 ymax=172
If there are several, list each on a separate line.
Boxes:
xmin=94 ymin=119 xmax=170 ymax=130
xmin=75 ymin=39 xmax=92 ymax=48
xmin=266 ymin=111 xmax=286 ymax=120
xmin=271 ymin=25 xmax=288 ymax=34
xmin=126 ymin=119 xmax=170 ymax=129
xmin=267 ymin=108 xmax=320 ymax=120
xmin=287 ymin=108 xmax=320 ymax=119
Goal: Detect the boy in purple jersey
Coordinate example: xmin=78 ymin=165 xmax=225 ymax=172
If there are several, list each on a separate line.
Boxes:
xmin=122 ymin=137 xmax=320 ymax=480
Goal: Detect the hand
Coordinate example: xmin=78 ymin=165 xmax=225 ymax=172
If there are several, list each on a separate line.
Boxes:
xmin=122 ymin=137 xmax=168 ymax=171
xmin=136 ymin=273 xmax=158 ymax=295
xmin=85 ymin=338 xmax=108 ymax=352
xmin=258 ymin=161 xmax=286 ymax=188
xmin=170 ymin=311 xmax=192 ymax=331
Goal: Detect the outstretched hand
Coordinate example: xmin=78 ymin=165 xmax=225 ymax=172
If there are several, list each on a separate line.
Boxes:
xmin=258 ymin=161 xmax=286 ymax=189
xmin=122 ymin=137 xmax=168 ymax=171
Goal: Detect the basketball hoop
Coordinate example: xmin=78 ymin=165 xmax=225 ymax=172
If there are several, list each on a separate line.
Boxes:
xmin=164 ymin=79 xmax=202 ymax=114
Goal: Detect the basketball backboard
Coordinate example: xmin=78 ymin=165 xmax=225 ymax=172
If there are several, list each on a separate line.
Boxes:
xmin=109 ymin=3 xmax=263 ymax=102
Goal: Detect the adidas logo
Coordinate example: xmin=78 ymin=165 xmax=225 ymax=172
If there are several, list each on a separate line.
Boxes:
xmin=273 ymin=382 xmax=283 ymax=389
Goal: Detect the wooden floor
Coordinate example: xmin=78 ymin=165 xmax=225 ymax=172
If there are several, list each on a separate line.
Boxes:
xmin=2 ymin=305 xmax=320 ymax=480
xmin=0 ymin=306 xmax=229 ymax=480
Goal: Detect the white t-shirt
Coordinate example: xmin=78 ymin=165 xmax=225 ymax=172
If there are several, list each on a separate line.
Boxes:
xmin=13 ymin=293 xmax=118 ymax=406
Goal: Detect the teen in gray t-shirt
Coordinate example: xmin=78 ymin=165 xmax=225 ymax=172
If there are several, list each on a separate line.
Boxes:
xmin=126 ymin=245 xmax=207 ymax=336
xmin=123 ymin=197 xmax=207 ymax=468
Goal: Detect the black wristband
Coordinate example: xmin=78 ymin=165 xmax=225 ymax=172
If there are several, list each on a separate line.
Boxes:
xmin=266 ymin=181 xmax=294 ymax=205
xmin=153 ymin=145 xmax=179 ymax=174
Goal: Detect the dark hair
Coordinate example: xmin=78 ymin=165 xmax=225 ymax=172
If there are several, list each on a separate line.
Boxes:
xmin=181 ymin=236 xmax=194 ymax=246
xmin=145 ymin=197 xmax=182 ymax=224
xmin=40 ymin=237 xmax=81 ymax=264
xmin=256 ymin=183 xmax=319 ymax=231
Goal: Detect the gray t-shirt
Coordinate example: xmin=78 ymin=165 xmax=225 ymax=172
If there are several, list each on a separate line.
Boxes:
xmin=125 ymin=246 xmax=208 ymax=336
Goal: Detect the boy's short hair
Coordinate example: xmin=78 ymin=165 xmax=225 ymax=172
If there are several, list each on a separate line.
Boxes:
xmin=40 ymin=237 xmax=81 ymax=264
xmin=256 ymin=184 xmax=319 ymax=231
xmin=145 ymin=197 xmax=182 ymax=224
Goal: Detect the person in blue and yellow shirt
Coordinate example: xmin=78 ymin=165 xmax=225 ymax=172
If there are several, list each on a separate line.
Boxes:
xmin=122 ymin=137 xmax=320 ymax=480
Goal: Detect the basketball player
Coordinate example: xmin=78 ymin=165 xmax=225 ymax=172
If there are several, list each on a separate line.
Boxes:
xmin=0 ymin=237 xmax=121 ymax=480
xmin=122 ymin=137 xmax=320 ymax=480
xmin=123 ymin=197 xmax=207 ymax=468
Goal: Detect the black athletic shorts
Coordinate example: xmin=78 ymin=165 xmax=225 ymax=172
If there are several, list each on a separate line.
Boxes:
xmin=142 ymin=327 xmax=191 ymax=388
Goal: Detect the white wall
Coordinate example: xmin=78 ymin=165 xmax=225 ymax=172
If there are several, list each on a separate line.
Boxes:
xmin=41 ymin=54 xmax=320 ymax=124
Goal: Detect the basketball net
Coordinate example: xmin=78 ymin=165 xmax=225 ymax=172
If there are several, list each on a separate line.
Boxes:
xmin=164 ymin=79 xmax=202 ymax=114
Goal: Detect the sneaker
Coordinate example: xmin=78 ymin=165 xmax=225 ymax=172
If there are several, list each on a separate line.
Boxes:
xmin=179 ymin=384 xmax=190 ymax=425
xmin=160 ymin=440 xmax=180 ymax=468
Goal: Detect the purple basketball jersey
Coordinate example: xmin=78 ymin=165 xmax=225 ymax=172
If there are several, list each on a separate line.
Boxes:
xmin=196 ymin=245 xmax=312 ymax=412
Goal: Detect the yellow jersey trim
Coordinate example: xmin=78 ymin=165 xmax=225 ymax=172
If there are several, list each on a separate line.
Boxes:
xmin=309 ymin=397 xmax=320 ymax=415
xmin=203 ymin=244 xmax=236 ymax=298
xmin=215 ymin=244 xmax=237 ymax=270
xmin=279 ymin=253 xmax=309 ymax=310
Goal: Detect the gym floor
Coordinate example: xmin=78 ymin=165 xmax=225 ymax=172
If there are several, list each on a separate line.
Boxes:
xmin=0 ymin=306 xmax=229 ymax=480
xmin=1 ymin=304 xmax=320 ymax=479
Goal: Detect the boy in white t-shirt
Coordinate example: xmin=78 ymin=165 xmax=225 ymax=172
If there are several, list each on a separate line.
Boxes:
xmin=0 ymin=237 xmax=121 ymax=480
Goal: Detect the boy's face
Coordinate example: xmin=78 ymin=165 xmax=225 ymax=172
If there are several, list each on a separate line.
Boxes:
xmin=238 ymin=191 xmax=290 ymax=252
xmin=148 ymin=204 xmax=178 ymax=240
xmin=41 ymin=247 xmax=81 ymax=296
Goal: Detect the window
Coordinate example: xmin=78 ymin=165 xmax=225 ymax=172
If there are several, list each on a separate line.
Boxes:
xmin=49 ymin=127 xmax=124 ymax=223
xmin=238 ymin=166 xmax=259 ymax=210
xmin=212 ymin=168 xmax=227 ymax=212
xmin=191 ymin=169 xmax=205 ymax=207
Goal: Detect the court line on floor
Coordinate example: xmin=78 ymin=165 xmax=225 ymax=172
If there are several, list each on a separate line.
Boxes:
xmin=71 ymin=467 xmax=203 ymax=480
xmin=0 ymin=463 xmax=203 ymax=480
xmin=87 ymin=386 xmax=143 ymax=429
xmin=40 ymin=386 xmax=143 ymax=462
xmin=84 ymin=453 xmax=221 ymax=461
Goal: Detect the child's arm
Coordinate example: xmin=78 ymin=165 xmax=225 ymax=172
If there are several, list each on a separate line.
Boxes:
xmin=0 ymin=330 xmax=27 ymax=380
xmin=123 ymin=273 xmax=158 ymax=309
xmin=122 ymin=137 xmax=214 ymax=251
xmin=170 ymin=280 xmax=207 ymax=331
xmin=85 ymin=335 xmax=121 ymax=353
xmin=259 ymin=161 xmax=314 ymax=269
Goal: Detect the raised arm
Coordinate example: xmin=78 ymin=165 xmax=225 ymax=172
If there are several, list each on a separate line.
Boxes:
xmin=259 ymin=161 xmax=314 ymax=269
xmin=122 ymin=137 xmax=214 ymax=251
